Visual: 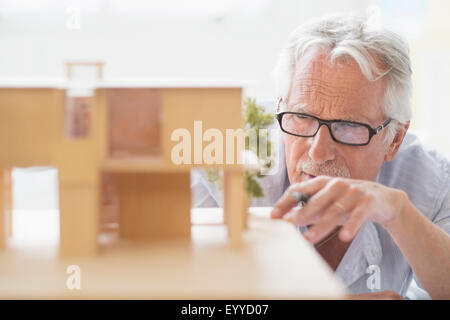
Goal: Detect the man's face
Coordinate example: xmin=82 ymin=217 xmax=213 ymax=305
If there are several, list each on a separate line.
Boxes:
xmin=283 ymin=51 xmax=395 ymax=184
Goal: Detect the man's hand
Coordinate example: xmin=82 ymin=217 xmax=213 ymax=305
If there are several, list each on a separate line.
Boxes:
xmin=270 ymin=176 xmax=409 ymax=244
xmin=346 ymin=291 xmax=405 ymax=300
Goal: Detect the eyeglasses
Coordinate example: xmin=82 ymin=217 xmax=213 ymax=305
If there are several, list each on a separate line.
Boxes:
xmin=275 ymin=100 xmax=392 ymax=146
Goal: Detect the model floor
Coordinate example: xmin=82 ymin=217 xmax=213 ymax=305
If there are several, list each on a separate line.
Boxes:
xmin=0 ymin=207 xmax=346 ymax=299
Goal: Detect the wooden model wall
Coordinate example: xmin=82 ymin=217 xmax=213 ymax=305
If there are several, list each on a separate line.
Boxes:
xmin=0 ymin=87 xmax=247 ymax=257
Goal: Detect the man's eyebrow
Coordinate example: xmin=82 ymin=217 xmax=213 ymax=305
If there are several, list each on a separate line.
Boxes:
xmin=287 ymin=103 xmax=372 ymax=124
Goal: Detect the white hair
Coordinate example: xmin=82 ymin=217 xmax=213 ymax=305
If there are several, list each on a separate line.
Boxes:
xmin=272 ymin=14 xmax=412 ymax=144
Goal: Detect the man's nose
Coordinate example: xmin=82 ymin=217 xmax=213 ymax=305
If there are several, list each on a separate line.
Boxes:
xmin=308 ymin=124 xmax=336 ymax=163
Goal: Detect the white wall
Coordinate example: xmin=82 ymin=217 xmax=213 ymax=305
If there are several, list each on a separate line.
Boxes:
xmin=0 ymin=0 xmax=366 ymax=99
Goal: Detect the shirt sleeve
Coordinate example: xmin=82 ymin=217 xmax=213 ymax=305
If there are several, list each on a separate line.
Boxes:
xmin=410 ymin=186 xmax=450 ymax=298
xmin=432 ymin=188 xmax=450 ymax=234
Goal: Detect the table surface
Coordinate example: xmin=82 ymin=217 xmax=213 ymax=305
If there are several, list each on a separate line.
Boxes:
xmin=0 ymin=207 xmax=347 ymax=299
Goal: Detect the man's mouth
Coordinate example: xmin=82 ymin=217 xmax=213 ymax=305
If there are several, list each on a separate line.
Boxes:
xmin=301 ymin=171 xmax=317 ymax=179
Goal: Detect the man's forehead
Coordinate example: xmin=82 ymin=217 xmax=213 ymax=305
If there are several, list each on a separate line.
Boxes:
xmin=288 ymin=53 xmax=386 ymax=123
xmin=293 ymin=54 xmax=372 ymax=92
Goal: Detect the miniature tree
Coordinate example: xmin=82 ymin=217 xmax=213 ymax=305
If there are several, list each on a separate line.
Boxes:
xmin=206 ymin=97 xmax=275 ymax=200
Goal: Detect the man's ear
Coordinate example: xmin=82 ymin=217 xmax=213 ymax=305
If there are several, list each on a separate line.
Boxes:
xmin=384 ymin=121 xmax=410 ymax=162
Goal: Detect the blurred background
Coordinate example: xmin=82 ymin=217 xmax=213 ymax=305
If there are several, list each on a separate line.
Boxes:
xmin=2 ymin=0 xmax=449 ymax=244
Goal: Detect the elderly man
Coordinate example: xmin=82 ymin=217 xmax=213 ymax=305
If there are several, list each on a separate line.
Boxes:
xmin=191 ymin=14 xmax=450 ymax=299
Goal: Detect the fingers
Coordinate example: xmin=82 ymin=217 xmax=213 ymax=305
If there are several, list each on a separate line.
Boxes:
xmin=339 ymin=197 xmax=374 ymax=242
xmin=302 ymin=189 xmax=362 ymax=243
xmin=271 ymin=176 xmax=377 ymax=245
xmin=270 ymin=176 xmax=330 ymax=219
xmin=283 ymin=205 xmax=324 ymax=225
xmin=288 ymin=179 xmax=351 ymax=226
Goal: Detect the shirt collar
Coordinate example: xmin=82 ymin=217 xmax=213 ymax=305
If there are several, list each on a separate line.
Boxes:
xmin=335 ymin=220 xmax=383 ymax=287
xmin=297 ymin=220 xmax=383 ymax=287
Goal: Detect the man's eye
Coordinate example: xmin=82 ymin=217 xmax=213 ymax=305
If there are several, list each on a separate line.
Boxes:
xmin=342 ymin=122 xmax=361 ymax=128
xmin=295 ymin=115 xmax=311 ymax=120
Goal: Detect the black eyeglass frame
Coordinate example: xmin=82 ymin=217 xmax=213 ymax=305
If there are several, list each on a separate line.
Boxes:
xmin=275 ymin=109 xmax=392 ymax=147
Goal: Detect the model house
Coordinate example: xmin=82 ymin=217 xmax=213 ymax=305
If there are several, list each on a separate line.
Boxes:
xmin=0 ymin=84 xmax=247 ymax=256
